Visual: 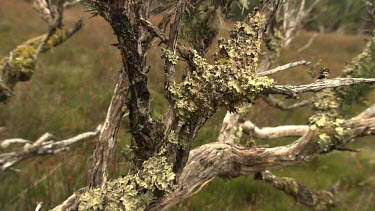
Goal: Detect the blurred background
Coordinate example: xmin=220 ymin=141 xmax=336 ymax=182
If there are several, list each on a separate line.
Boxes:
xmin=0 ymin=0 xmax=374 ymax=210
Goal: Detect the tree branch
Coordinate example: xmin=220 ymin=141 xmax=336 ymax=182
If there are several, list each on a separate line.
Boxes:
xmin=255 ymin=170 xmax=337 ymax=210
xmin=87 ymin=69 xmax=129 ymax=188
xmin=265 ymin=78 xmax=375 ymax=98
xmin=0 ymin=125 xmax=100 ymax=172
xmin=0 ymin=19 xmax=83 ymax=102
xmin=263 ymin=96 xmax=311 ymax=110
xmin=354 ymin=103 xmax=375 ymax=120
xmin=242 ymin=120 xmax=309 ymax=139
xmin=259 ymin=60 xmax=312 ymax=76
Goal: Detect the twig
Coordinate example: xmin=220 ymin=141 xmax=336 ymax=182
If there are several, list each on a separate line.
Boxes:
xmin=265 ymin=78 xmax=375 ymax=98
xmin=263 ymin=96 xmax=311 ymax=110
xmin=297 ymin=33 xmax=318 ymax=53
xmin=259 ymin=60 xmax=312 ymax=76
xmin=0 ymin=125 xmax=101 ymax=172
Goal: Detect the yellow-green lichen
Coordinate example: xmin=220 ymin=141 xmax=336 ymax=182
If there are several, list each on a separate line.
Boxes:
xmin=170 ymin=11 xmax=273 ymax=121
xmin=161 ymin=48 xmax=179 ymax=65
xmin=310 ymin=89 xmax=352 ymax=152
xmin=78 ymin=156 xmax=176 ymax=210
xmin=267 ymin=27 xmax=284 ymax=60
xmin=0 ymin=29 xmax=67 ymax=82
xmin=167 ymin=130 xmax=178 ymax=145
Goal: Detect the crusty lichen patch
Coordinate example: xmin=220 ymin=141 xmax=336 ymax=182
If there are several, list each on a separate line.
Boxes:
xmin=170 ymin=11 xmax=273 ymax=121
xmin=161 ymin=48 xmax=179 ymax=65
xmin=78 ymin=156 xmax=175 ymax=210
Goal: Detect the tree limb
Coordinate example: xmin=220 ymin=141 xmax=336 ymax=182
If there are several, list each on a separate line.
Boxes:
xmin=354 ymin=103 xmax=375 ymax=120
xmin=0 ymin=19 xmax=83 ymax=102
xmin=87 ymin=69 xmax=129 ymax=188
xmin=263 ymin=96 xmax=311 ymax=110
xmin=265 ymin=78 xmax=375 ymax=98
xmin=0 ymin=125 xmax=100 ymax=172
xmin=255 ymin=170 xmax=337 ymax=210
xmin=259 ymin=60 xmax=312 ymax=76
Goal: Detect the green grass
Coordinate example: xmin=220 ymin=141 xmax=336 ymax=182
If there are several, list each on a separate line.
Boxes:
xmin=0 ymin=1 xmax=374 ymax=210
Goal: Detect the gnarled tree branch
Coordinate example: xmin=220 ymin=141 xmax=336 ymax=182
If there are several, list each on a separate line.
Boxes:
xmin=0 ymin=125 xmax=100 ymax=172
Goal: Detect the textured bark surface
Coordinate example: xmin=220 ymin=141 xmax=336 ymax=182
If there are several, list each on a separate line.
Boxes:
xmin=87 ymin=69 xmax=129 ymax=188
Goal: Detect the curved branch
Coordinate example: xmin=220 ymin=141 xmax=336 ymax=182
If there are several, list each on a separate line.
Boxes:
xmin=255 ymin=171 xmax=337 ymax=209
xmin=87 ymin=69 xmax=129 ymax=188
xmin=242 ymin=120 xmax=309 ymax=139
xmin=0 ymin=19 xmax=83 ymax=102
xmin=0 ymin=125 xmax=100 ymax=172
xmin=152 ymin=131 xmax=315 ymax=210
xmin=263 ymin=96 xmax=311 ymax=110
xmin=152 ymin=117 xmax=375 ymax=209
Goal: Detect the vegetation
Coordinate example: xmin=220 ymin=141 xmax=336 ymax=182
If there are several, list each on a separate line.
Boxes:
xmin=0 ymin=1 xmax=375 ymax=210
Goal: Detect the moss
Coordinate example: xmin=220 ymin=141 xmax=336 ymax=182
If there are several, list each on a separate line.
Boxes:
xmin=0 ymin=29 xmax=67 ymax=82
xmin=170 ymin=11 xmax=274 ymax=122
xmin=78 ymin=156 xmax=176 ymax=210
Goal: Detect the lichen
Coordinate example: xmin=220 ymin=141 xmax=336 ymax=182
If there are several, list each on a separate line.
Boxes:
xmin=267 ymin=27 xmax=284 ymax=60
xmin=337 ymin=36 xmax=375 ymax=115
xmin=167 ymin=130 xmax=178 ymax=145
xmin=309 ymin=89 xmax=352 ymax=152
xmin=170 ymin=11 xmax=274 ymax=121
xmin=0 ymin=29 xmax=67 ymax=82
xmin=161 ymin=48 xmax=179 ymax=65
xmin=78 ymin=156 xmax=175 ymax=210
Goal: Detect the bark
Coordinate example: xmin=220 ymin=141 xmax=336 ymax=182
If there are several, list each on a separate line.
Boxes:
xmin=87 ymin=69 xmax=129 ymax=188
xmin=266 ymin=78 xmax=375 ymax=98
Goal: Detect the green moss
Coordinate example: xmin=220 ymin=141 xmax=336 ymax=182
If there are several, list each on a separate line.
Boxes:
xmin=0 ymin=29 xmax=67 ymax=82
xmin=78 ymin=156 xmax=176 ymax=210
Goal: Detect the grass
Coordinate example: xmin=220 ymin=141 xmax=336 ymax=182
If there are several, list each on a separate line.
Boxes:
xmin=0 ymin=1 xmax=374 ymax=210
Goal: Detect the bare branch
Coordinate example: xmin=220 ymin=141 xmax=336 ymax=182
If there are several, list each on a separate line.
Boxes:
xmin=259 ymin=60 xmax=312 ymax=76
xmin=1 ymin=139 xmax=31 ymax=149
xmin=217 ymin=112 xmax=243 ymax=144
xmin=297 ymin=33 xmax=318 ymax=53
xmin=242 ymin=120 xmax=309 ymax=139
xmin=265 ymin=78 xmax=375 ymax=98
xmin=263 ymin=96 xmax=311 ymax=110
xmin=0 ymin=125 xmax=100 ymax=172
xmin=355 ymin=103 xmax=375 ymax=120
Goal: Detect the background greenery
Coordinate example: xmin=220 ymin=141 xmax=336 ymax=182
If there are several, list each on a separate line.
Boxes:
xmin=0 ymin=1 xmax=374 ymax=210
